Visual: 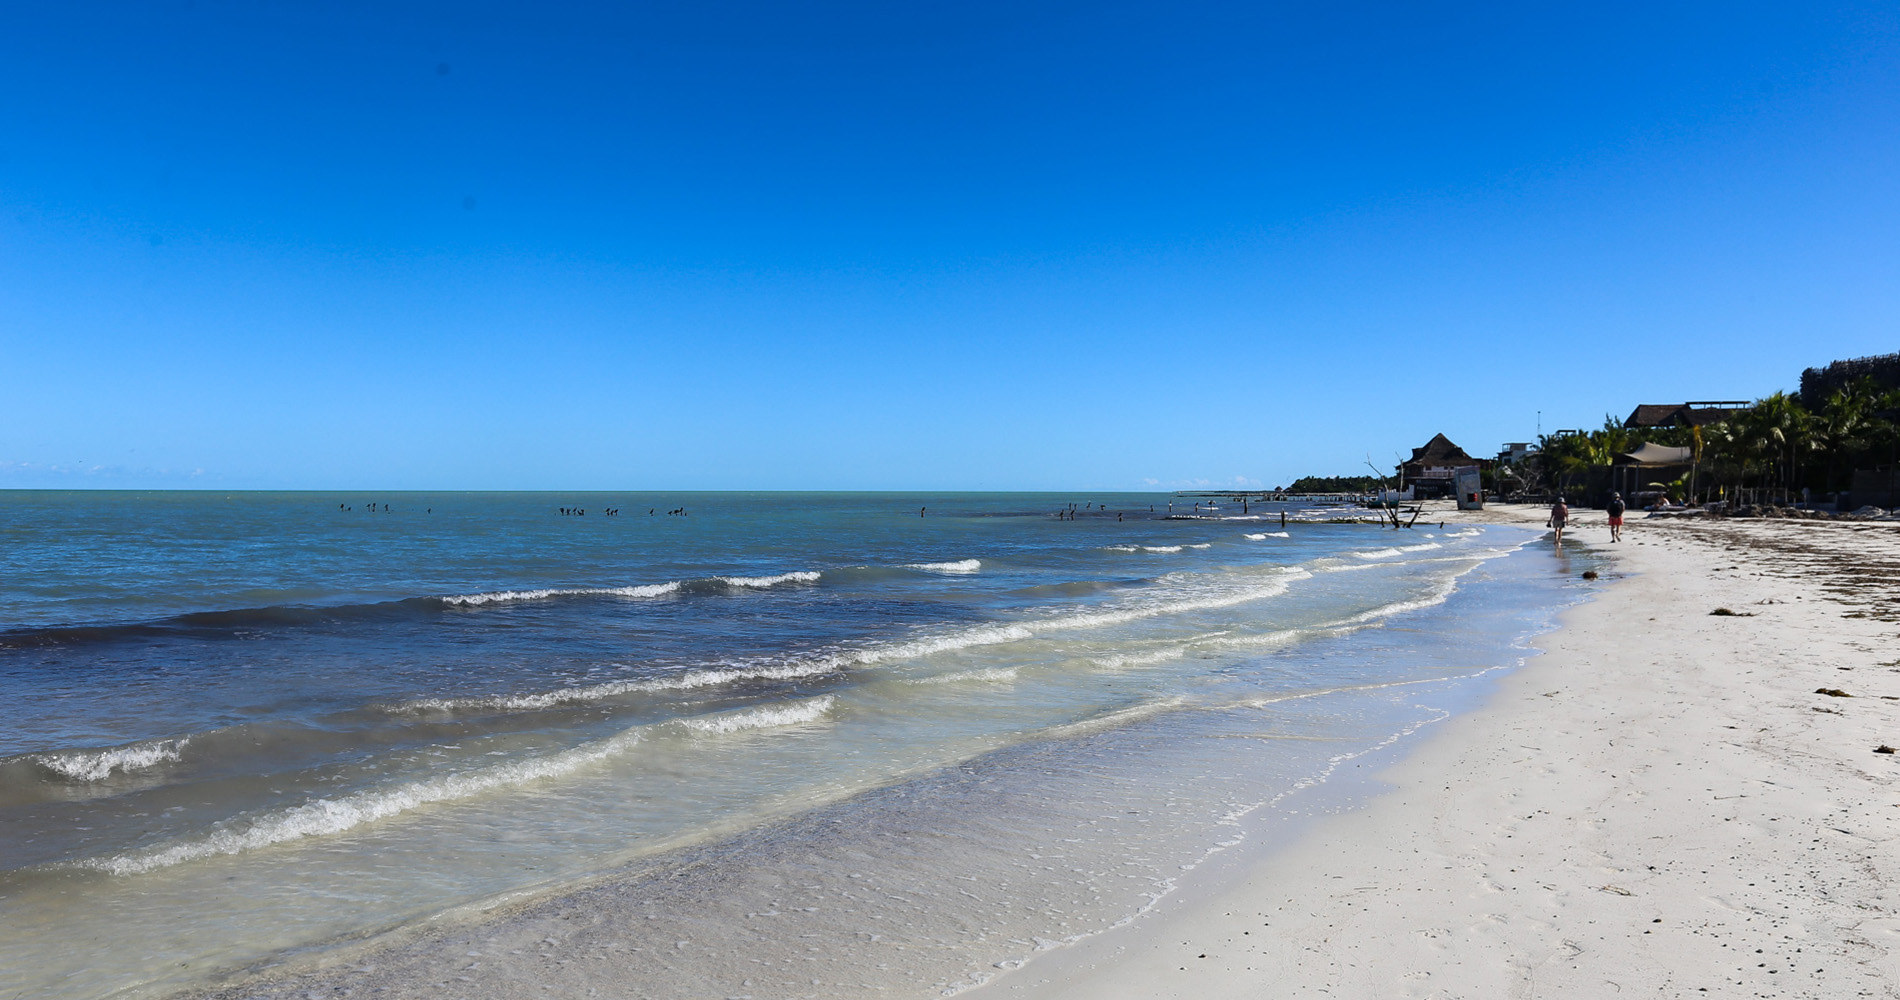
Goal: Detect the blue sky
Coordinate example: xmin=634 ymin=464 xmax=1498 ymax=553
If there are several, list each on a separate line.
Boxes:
xmin=2 ymin=2 xmax=1895 ymax=490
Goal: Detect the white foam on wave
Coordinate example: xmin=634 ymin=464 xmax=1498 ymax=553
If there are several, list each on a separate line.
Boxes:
xmin=905 ymin=559 xmax=982 ymax=574
xmin=1244 ymin=531 xmax=1292 ymax=540
xmin=677 ymin=696 xmax=836 ymax=734
xmin=438 ymin=570 xmax=822 ymax=607
xmin=1053 ymin=569 xmax=1309 ymax=636
xmin=440 ymin=582 xmax=681 ymax=607
xmin=1089 ymin=646 xmax=1193 ymax=671
xmin=34 ymin=738 xmax=190 ymax=782
xmin=70 ymin=729 xmax=646 ymax=876
xmin=1088 ymin=626 xmax=1308 ymax=672
xmin=396 ymin=657 xmax=845 ymax=714
xmin=1341 ymin=569 xmax=1465 ymax=625
xmin=851 ymin=622 xmax=1037 ymax=665
xmin=395 ymin=566 xmax=1312 ymax=716
xmin=1348 ymin=541 xmax=1442 ymax=560
xmin=716 ymin=571 xmax=823 ymax=588
xmin=907 ymin=667 xmax=1020 ymax=685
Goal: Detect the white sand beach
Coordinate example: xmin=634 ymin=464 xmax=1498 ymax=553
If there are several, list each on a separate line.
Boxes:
xmin=981 ymin=505 xmax=1900 ymax=999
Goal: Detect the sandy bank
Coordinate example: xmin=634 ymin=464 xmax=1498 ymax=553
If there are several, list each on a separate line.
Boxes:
xmin=979 ymin=506 xmax=1900 ymax=998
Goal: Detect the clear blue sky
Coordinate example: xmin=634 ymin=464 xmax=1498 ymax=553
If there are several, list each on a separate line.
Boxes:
xmin=2 ymin=2 xmax=1895 ymax=490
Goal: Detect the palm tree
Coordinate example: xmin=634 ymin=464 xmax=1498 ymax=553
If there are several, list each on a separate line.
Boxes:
xmin=1817 ymin=381 xmax=1876 ymax=492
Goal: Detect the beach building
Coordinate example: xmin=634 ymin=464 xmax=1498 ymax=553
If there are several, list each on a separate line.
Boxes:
xmin=1610 ymin=442 xmax=1696 ymax=504
xmin=1400 ymin=433 xmax=1486 ymax=499
xmin=1622 ymin=401 xmax=1751 ymax=429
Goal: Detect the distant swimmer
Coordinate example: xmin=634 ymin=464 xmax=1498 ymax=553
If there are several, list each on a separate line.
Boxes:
xmin=920 ymin=507 xmax=926 ymax=517
xmin=1117 ymin=512 xmax=1123 ymax=522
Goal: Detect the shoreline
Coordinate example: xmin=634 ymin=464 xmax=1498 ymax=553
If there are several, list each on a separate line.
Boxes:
xmin=138 ymin=504 xmax=1900 ymax=999
xmin=145 ymin=517 xmax=1572 ymax=1000
xmin=975 ymin=504 xmax=1900 ymax=998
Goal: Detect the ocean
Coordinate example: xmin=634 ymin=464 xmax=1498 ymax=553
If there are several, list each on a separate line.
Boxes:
xmin=0 ymin=491 xmax=1593 ymax=999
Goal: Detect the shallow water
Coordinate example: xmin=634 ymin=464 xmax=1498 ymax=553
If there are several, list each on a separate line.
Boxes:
xmin=0 ymin=491 xmax=1589 ymax=999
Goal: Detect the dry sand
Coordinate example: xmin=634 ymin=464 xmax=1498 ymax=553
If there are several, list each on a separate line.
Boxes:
xmin=978 ymin=505 xmax=1900 ymax=999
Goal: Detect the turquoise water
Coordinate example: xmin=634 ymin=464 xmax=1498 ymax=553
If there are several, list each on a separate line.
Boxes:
xmin=0 ymin=491 xmax=1587 ymax=999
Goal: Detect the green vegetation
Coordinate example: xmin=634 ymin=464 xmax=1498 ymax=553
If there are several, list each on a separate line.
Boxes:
xmin=1518 ymin=378 xmax=1900 ymax=503
xmin=1285 ymin=475 xmax=1382 ymax=493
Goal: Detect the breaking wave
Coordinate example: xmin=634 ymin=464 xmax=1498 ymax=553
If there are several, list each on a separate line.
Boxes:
xmin=677 ymin=696 xmax=837 ymax=734
xmin=1349 ymin=541 xmax=1442 ymax=560
xmin=67 ymin=729 xmax=647 ymax=875
xmin=387 ymin=569 xmax=1312 ymax=717
xmin=33 ymin=738 xmax=191 ymax=782
xmin=908 ymin=667 xmax=1021 ymax=685
xmin=438 ymin=582 xmax=682 ymax=607
xmin=905 ymin=560 xmax=982 ymax=575
xmin=439 ymin=572 xmax=820 ymax=606
xmin=715 ymin=571 xmax=823 ymax=589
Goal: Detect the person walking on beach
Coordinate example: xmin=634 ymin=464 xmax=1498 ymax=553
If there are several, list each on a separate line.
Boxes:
xmin=1606 ymin=491 xmax=1626 ymax=543
xmin=1548 ymin=496 xmax=1570 ymax=545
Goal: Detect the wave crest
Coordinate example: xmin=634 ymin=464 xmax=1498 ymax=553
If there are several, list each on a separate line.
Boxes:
xmin=907 ymin=667 xmax=1020 ymax=685
xmin=68 ymin=730 xmax=646 ymax=875
xmin=438 ymin=583 xmax=681 ymax=607
xmin=389 ymin=569 xmax=1311 ymax=718
xmin=1349 ymin=541 xmax=1442 ymax=560
xmin=714 ymin=572 xmax=823 ymax=589
xmin=905 ymin=559 xmax=982 ymax=574
xmin=678 ymin=696 xmax=837 ymax=734
xmin=34 ymin=738 xmax=191 ymax=782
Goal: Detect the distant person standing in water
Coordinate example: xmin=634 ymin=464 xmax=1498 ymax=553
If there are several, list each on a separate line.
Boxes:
xmin=1548 ymin=496 xmax=1570 ymax=545
xmin=1606 ymin=491 xmax=1626 ymax=542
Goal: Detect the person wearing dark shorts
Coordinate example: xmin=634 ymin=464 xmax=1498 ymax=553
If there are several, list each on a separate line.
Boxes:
xmin=1548 ymin=496 xmax=1570 ymax=545
xmin=1606 ymin=491 xmax=1626 ymax=542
